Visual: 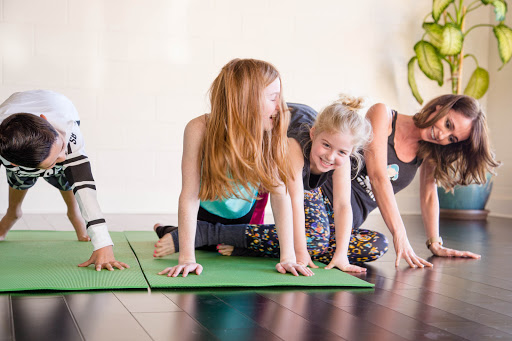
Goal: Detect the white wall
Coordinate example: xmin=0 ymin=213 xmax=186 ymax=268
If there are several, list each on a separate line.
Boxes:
xmin=486 ymin=12 xmax=512 ymax=217
xmin=0 ymin=0 xmax=509 ymax=216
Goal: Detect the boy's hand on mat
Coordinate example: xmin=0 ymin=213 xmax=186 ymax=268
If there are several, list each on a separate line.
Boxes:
xmin=325 ymin=255 xmax=366 ymax=273
xmin=276 ymin=262 xmax=315 ymax=276
xmin=158 ymin=262 xmax=203 ymax=277
xmin=429 ymin=243 xmax=481 ymax=259
xmin=296 ymin=252 xmax=319 ymax=269
xmin=78 ymin=246 xmax=130 ymax=271
xmin=393 ymin=233 xmax=433 ymax=268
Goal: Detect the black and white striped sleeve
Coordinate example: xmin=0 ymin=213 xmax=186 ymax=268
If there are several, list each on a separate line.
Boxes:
xmin=62 ymin=124 xmax=113 ymax=251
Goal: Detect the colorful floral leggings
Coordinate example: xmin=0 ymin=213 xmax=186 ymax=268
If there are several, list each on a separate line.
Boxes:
xmin=245 ymin=187 xmax=388 ymax=264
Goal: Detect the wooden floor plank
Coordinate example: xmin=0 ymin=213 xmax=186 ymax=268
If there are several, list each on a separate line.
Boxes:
xmin=393 ymin=288 xmax=512 ymax=335
xmin=261 ymin=291 xmax=409 ymax=341
xmin=132 ymin=312 xmax=217 ymax=341
xmin=65 ymin=292 xmax=152 ymax=341
xmin=11 ymin=296 xmax=82 ymax=341
xmin=114 ymin=291 xmax=182 ymax=313
xmin=215 ymin=292 xmax=345 ymax=341
xmin=0 ymin=296 xmax=13 ymax=341
xmin=164 ymin=292 xmax=260 ymax=330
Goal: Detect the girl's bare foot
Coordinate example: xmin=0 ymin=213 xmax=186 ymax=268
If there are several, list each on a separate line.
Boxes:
xmin=153 ymin=223 xmax=175 ymax=257
xmin=217 ymin=244 xmax=234 ymax=256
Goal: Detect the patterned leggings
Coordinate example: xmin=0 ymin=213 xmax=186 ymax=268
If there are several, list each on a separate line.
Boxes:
xmin=244 ymin=187 xmax=388 ymax=264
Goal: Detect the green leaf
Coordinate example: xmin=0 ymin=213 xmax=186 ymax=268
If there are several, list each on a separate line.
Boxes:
xmin=408 ymin=57 xmax=423 ymax=104
xmin=440 ymin=24 xmax=463 ymax=55
xmin=433 ymin=0 xmax=454 ymax=22
xmin=415 ymin=41 xmax=444 ymax=85
xmin=493 ymin=24 xmax=512 ymax=67
xmin=492 ymin=0 xmax=507 ymax=21
xmin=423 ymin=22 xmax=444 ymax=49
xmin=464 ymin=67 xmax=489 ymax=99
xmin=481 ymin=0 xmax=508 ymax=21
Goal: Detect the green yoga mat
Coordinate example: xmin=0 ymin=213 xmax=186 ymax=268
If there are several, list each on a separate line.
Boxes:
xmin=125 ymin=231 xmax=374 ymax=288
xmin=0 ymin=231 xmax=148 ymax=292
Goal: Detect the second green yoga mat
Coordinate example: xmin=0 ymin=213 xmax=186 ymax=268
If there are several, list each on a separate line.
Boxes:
xmin=125 ymin=231 xmax=374 ymax=288
xmin=0 ymin=231 xmax=148 ymax=292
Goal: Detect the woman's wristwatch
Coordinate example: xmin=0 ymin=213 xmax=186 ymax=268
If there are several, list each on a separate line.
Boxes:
xmin=426 ymin=236 xmax=443 ymax=249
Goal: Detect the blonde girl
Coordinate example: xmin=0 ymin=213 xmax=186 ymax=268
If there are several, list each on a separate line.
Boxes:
xmin=156 ymin=58 xmax=313 ymax=277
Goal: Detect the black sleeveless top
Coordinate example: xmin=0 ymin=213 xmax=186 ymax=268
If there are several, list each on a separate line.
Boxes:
xmin=287 ymin=103 xmax=334 ymax=191
xmin=323 ymin=110 xmax=423 ymax=229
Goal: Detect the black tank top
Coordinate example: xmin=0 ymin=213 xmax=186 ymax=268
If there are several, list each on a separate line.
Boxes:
xmin=287 ymin=103 xmax=334 ymax=191
xmin=327 ymin=110 xmax=423 ymax=228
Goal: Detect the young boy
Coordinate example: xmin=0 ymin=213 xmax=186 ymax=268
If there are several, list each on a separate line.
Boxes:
xmin=0 ymin=90 xmax=128 ymax=271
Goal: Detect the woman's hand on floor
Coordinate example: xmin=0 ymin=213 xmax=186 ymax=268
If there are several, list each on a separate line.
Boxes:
xmin=429 ymin=243 xmax=481 ymax=259
xmin=393 ymin=232 xmax=433 ymax=268
xmin=158 ymin=262 xmax=203 ymax=277
xmin=276 ymin=261 xmax=315 ymax=276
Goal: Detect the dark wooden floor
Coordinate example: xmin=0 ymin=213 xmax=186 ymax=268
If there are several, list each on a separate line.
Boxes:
xmin=1 ymin=215 xmax=511 ymax=341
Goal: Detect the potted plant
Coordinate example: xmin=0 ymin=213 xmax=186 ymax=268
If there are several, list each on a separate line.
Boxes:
xmin=407 ymin=0 xmax=512 ymax=219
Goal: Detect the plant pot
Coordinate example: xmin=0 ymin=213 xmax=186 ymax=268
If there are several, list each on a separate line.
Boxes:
xmin=437 ymin=173 xmax=493 ymax=220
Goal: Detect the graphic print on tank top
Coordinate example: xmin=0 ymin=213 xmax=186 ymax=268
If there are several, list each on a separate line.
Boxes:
xmin=355 ymin=164 xmax=400 ymax=201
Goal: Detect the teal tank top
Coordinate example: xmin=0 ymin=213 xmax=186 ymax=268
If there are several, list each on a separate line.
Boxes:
xmin=200 ymin=183 xmax=258 ymax=219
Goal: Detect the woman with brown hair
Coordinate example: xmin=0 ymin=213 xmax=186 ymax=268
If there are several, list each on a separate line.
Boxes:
xmin=353 ymin=94 xmax=500 ymax=267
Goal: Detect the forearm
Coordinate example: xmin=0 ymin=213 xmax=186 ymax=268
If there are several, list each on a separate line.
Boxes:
xmin=371 ymin=175 xmax=407 ymax=237
xmin=270 ymin=192 xmax=296 ymax=263
xmin=291 ymin=198 xmax=308 ymax=255
xmin=63 ymin=157 xmax=113 ymax=250
xmin=332 ymin=205 xmax=353 ymax=257
xmin=177 ymin=195 xmax=200 ymax=263
xmin=420 ymin=188 xmax=440 ymax=240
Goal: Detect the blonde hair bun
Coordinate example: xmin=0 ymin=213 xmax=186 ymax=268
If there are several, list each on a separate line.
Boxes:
xmin=336 ymin=94 xmax=364 ymax=112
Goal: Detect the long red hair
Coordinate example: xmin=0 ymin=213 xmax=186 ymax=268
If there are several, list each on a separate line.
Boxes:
xmin=199 ymin=58 xmax=292 ymax=201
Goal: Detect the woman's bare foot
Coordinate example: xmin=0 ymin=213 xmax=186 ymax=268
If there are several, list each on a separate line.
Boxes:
xmin=153 ymin=223 xmax=175 ymax=257
xmin=217 ymin=244 xmax=234 ymax=256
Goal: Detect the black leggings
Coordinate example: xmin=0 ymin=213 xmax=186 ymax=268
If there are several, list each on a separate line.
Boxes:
xmin=157 ymin=188 xmax=388 ymax=264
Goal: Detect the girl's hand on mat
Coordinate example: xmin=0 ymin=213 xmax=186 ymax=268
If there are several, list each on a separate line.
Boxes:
xmin=78 ymin=246 xmax=130 ymax=271
xmin=296 ymin=252 xmax=319 ymax=269
xmin=325 ymin=255 xmax=366 ymax=273
xmin=158 ymin=263 xmax=203 ymax=277
xmin=276 ymin=262 xmax=315 ymax=276
xmin=393 ymin=233 xmax=433 ymax=268
xmin=429 ymin=243 xmax=481 ymax=259
xmin=325 ymin=257 xmax=366 ymax=272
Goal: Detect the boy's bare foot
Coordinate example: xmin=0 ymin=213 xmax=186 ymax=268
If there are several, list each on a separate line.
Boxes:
xmin=67 ymin=212 xmax=90 ymax=242
xmin=153 ymin=223 xmax=175 ymax=257
xmin=217 ymin=244 xmax=234 ymax=256
xmin=0 ymin=212 xmax=21 ymax=242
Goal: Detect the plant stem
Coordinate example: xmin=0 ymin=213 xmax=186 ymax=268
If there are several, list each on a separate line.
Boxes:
xmin=456 ymin=6 xmax=467 ymax=94
xmin=466 ymin=3 xmax=483 ymax=12
xmin=446 ymin=12 xmax=455 ymax=23
xmin=464 ymin=24 xmax=494 ymax=36
xmin=464 ymin=53 xmax=479 ymax=67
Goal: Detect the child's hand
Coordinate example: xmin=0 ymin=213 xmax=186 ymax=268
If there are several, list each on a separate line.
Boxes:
xmin=78 ymin=245 xmax=129 ymax=271
xmin=324 ymin=255 xmax=366 ymax=273
xmin=296 ymin=252 xmax=319 ymax=269
xmin=158 ymin=263 xmax=203 ymax=277
xmin=276 ymin=261 xmax=315 ymax=276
